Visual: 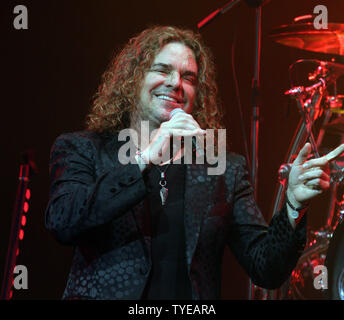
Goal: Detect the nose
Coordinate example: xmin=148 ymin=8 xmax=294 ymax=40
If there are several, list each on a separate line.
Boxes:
xmin=165 ymin=71 xmax=182 ymax=89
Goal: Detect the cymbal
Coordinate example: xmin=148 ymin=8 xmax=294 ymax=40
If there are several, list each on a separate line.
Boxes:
xmin=270 ymin=23 xmax=344 ymax=55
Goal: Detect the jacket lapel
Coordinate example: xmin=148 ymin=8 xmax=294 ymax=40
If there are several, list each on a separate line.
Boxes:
xmin=102 ymin=132 xmax=152 ymax=259
xmin=184 ymin=163 xmax=218 ymax=271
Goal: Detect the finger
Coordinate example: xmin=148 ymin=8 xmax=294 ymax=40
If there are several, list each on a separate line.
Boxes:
xmin=163 ymin=119 xmax=203 ymax=133
xmin=296 ymin=186 xmax=323 ymax=202
xmin=303 ymin=144 xmax=344 ymax=169
xmin=302 ymin=157 xmax=329 ymax=169
xmin=170 ymin=117 xmax=201 ymax=129
xmin=168 ymin=122 xmax=201 ymax=131
xmin=169 ymin=111 xmax=192 ymax=119
xmin=305 ymin=178 xmax=330 ymax=190
xmin=169 ymin=111 xmax=201 ymax=126
xmin=299 ymin=169 xmax=330 ymax=183
xmin=324 ymin=144 xmax=344 ymax=162
xmin=169 ymin=112 xmax=194 ymax=123
xmin=169 ymin=128 xmax=206 ymax=137
xmin=293 ymin=143 xmax=312 ymax=166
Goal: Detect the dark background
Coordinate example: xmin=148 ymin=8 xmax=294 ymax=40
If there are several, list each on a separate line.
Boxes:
xmin=1 ymin=0 xmax=343 ymax=300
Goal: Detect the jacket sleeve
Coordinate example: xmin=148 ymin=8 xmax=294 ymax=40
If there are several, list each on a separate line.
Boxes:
xmin=226 ymin=155 xmax=307 ymax=289
xmin=45 ymin=133 xmax=148 ymax=245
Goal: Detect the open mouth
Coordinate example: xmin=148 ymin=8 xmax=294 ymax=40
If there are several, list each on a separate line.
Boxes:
xmin=154 ymin=94 xmax=184 ymax=105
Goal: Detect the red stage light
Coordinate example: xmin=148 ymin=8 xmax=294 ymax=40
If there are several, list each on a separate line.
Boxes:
xmin=19 ymin=229 xmax=24 ymax=240
xmin=25 ymin=189 xmax=31 ymax=200
xmin=16 ymin=248 xmax=19 ymax=256
xmin=23 ymin=202 xmax=29 ymax=213
xmin=21 ymin=215 xmax=26 ymax=226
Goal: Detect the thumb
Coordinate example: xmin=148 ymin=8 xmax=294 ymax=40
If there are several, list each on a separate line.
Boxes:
xmin=293 ymin=142 xmax=311 ymax=166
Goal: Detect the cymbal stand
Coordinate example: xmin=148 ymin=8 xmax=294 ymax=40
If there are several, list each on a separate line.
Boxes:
xmin=270 ymin=72 xmax=328 ymax=299
xmin=274 ymin=82 xmax=325 ymax=208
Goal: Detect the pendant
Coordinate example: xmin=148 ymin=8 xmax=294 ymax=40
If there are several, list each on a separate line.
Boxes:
xmin=160 ymin=186 xmax=168 ymax=206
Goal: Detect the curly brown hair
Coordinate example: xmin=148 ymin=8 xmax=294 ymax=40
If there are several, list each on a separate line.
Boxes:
xmin=86 ymin=25 xmax=223 ymax=133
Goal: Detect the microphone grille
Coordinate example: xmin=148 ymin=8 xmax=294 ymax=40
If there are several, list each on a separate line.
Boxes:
xmin=169 ymin=108 xmax=185 ymax=120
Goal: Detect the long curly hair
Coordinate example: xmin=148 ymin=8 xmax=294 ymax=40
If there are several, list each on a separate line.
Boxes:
xmin=86 ymin=25 xmax=223 ymax=133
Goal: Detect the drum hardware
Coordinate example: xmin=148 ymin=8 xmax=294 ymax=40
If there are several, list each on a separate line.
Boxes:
xmin=287 ymin=227 xmax=330 ymax=300
xmin=324 ymin=218 xmax=344 ymax=299
xmin=269 ymin=18 xmax=344 ymax=298
xmin=272 ymin=82 xmax=324 ymax=221
xmin=333 ymin=196 xmax=344 ymax=230
xmin=324 ymin=91 xmax=342 ymax=122
xmin=329 ymin=162 xmax=344 ymax=184
xmin=277 ymin=88 xmax=344 ymax=299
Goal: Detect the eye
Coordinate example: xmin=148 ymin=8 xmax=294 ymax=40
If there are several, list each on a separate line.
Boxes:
xmin=151 ymin=68 xmax=169 ymax=75
xmin=183 ymin=75 xmax=196 ymax=84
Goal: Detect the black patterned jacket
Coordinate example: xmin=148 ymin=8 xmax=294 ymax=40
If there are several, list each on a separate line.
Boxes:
xmin=45 ymin=130 xmax=307 ymax=300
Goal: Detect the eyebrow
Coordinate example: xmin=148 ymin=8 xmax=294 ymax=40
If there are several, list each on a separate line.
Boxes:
xmin=151 ymin=63 xmax=197 ymax=78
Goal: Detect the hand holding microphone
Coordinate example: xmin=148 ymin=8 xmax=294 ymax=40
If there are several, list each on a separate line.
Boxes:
xmin=139 ymin=108 xmax=205 ymax=167
xmin=168 ymin=108 xmax=189 ymax=120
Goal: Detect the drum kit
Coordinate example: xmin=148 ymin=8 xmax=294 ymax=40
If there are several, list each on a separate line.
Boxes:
xmin=269 ymin=17 xmax=344 ymax=300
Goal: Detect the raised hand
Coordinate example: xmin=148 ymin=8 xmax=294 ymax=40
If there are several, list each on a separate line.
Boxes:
xmin=287 ymin=142 xmax=344 ymax=207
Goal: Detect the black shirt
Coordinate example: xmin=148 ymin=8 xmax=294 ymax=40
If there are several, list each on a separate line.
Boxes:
xmin=143 ymin=162 xmax=193 ymax=300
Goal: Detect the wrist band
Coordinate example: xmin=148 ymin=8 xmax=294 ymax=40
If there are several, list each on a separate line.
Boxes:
xmin=285 ymin=194 xmax=308 ymax=223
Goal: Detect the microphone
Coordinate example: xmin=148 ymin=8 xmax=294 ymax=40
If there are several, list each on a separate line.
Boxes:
xmin=168 ymin=108 xmax=204 ymax=156
xmin=169 ymin=108 xmax=185 ymax=120
xmin=278 ymin=163 xmax=292 ymax=181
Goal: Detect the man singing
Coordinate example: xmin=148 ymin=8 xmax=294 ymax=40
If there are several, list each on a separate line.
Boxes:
xmin=45 ymin=26 xmax=343 ymax=300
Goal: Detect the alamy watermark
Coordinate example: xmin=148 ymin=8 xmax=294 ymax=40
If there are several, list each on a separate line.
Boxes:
xmin=313 ymin=5 xmax=328 ymax=30
xmin=117 ymin=121 xmax=227 ymax=175
xmin=13 ymin=265 xmax=28 ymax=290
xmin=13 ymin=5 xmax=28 ymax=30
xmin=10 ymin=263 xmax=329 ymax=292
xmin=313 ymin=264 xmax=328 ymax=290
xmin=11 ymin=4 xmax=328 ymax=31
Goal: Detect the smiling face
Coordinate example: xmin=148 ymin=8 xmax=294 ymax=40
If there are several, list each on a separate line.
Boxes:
xmin=137 ymin=42 xmax=198 ymax=127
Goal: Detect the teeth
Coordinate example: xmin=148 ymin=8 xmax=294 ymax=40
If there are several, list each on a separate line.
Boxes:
xmin=156 ymin=95 xmax=177 ymax=103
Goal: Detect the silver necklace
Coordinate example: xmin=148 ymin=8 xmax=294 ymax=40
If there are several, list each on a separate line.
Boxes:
xmin=154 ymin=164 xmax=171 ymax=206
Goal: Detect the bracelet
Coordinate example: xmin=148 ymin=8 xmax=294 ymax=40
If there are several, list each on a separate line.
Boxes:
xmin=285 ymin=194 xmax=308 ymax=223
